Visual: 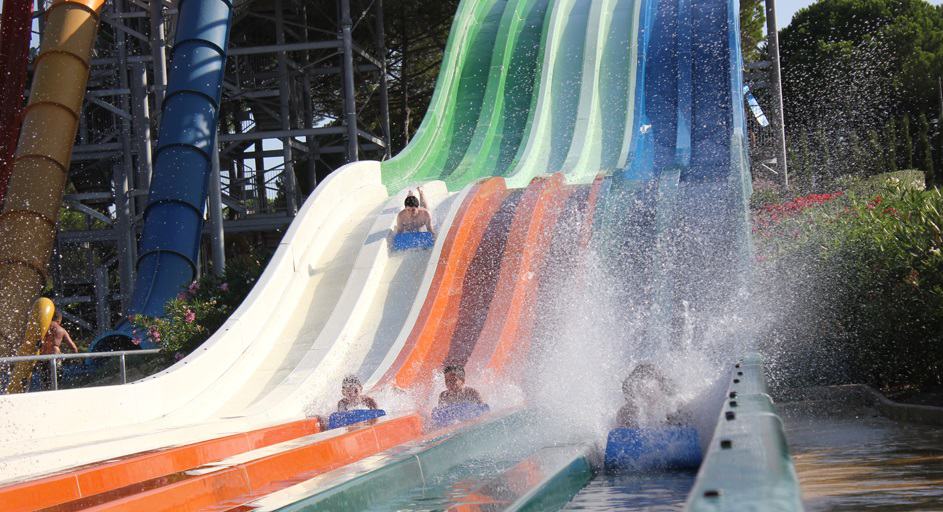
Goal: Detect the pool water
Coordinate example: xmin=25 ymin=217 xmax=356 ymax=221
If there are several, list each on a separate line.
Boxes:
xmin=562 ymin=471 xmax=696 ymax=510
xmin=780 ymin=401 xmax=943 ymax=511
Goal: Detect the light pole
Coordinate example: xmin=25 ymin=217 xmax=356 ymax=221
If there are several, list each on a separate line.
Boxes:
xmin=765 ymin=0 xmax=789 ymax=190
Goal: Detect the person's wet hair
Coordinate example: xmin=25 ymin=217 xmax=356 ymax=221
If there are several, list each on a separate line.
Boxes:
xmin=342 ymin=374 xmax=362 ymax=389
xmin=53 ymin=311 xmax=62 ymax=323
xmin=443 ymin=365 xmax=465 ymax=380
xmin=404 ymin=195 xmax=419 ymax=208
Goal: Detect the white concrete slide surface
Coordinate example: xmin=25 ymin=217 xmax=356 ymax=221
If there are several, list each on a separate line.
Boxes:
xmin=0 ymin=162 xmax=466 ymax=484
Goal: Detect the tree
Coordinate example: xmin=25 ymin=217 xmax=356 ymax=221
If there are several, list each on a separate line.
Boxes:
xmin=917 ymin=113 xmax=934 ymax=183
xmin=779 ymin=0 xmax=943 ymax=140
xmin=813 ymin=126 xmax=831 ymax=186
xmin=848 ymin=130 xmax=867 ymax=176
xmin=740 ymin=0 xmax=766 ymax=62
xmin=900 ymin=114 xmax=913 ymax=169
xmin=867 ymin=128 xmax=884 ymax=175
xmin=885 ymin=118 xmax=899 ymax=173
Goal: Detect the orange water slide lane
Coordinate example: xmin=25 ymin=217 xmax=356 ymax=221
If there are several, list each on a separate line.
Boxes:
xmin=0 ymin=419 xmax=320 ymax=512
xmin=39 ymin=414 xmax=423 ymax=512
xmin=374 ymin=177 xmax=510 ymax=391
xmin=0 ymin=0 xmax=106 ymax=358
xmin=464 ymin=173 xmax=573 ymax=378
xmin=494 ymin=175 xmax=606 ymax=380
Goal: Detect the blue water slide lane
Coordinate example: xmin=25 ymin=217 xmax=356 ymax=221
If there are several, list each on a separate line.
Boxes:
xmin=119 ymin=0 xmax=232 ymax=345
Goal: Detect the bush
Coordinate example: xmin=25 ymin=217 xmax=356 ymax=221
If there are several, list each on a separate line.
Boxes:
xmin=756 ymin=178 xmax=943 ymax=393
xmin=130 ymin=250 xmax=269 ymax=365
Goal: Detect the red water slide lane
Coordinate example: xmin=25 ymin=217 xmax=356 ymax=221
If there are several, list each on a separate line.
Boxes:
xmin=0 ymin=419 xmax=321 ymax=512
xmin=375 ymin=177 xmax=511 ymax=391
xmin=463 ymin=174 xmax=572 ymax=378
xmin=492 ymin=174 xmax=605 ymax=381
xmin=0 ymin=0 xmax=33 ymax=205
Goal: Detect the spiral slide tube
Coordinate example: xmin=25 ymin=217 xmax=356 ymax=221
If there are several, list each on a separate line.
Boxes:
xmin=0 ymin=0 xmax=105 ymax=363
xmin=130 ymin=0 xmax=233 ymax=321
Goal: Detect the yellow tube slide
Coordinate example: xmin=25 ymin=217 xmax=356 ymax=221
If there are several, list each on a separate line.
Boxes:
xmin=5 ymin=297 xmax=55 ymax=393
xmin=0 ymin=0 xmax=106 ymax=360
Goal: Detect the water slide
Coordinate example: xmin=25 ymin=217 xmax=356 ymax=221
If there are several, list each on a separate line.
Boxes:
xmin=0 ymin=0 xmax=799 ymax=509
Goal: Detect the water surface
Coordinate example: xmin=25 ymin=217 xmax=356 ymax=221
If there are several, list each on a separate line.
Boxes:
xmin=780 ymin=402 xmax=943 ymax=511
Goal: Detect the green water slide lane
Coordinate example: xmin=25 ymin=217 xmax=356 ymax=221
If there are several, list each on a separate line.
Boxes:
xmin=600 ymin=0 xmax=641 ymax=171
xmin=381 ymin=0 xmax=507 ymax=193
xmin=556 ymin=0 xmax=618 ymax=181
xmin=442 ymin=0 xmax=551 ymax=189
xmin=504 ymin=0 xmax=590 ymax=188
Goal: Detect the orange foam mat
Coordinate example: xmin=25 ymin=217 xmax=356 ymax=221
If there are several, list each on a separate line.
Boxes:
xmin=0 ymin=419 xmax=320 ymax=512
xmin=39 ymin=414 xmax=423 ymax=512
xmin=377 ymin=177 xmax=510 ymax=391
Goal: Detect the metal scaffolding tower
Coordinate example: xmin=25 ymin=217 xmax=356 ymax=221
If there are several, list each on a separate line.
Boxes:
xmin=45 ymin=0 xmax=390 ymax=339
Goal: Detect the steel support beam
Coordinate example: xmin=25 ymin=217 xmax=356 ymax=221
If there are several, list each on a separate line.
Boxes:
xmin=340 ymin=0 xmax=359 ymax=162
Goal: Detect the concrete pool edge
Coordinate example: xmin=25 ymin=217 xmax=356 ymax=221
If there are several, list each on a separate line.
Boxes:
xmin=685 ymin=353 xmax=804 ymax=512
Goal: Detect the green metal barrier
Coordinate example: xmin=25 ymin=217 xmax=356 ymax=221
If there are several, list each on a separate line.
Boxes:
xmin=686 ymin=353 xmax=804 ymax=511
xmin=508 ymin=445 xmax=594 ymax=512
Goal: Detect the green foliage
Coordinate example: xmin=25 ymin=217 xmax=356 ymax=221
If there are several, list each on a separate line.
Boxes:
xmin=130 ymin=251 xmax=269 ymax=363
xmin=756 ymin=178 xmax=943 ymax=391
xmin=740 ymin=0 xmax=767 ymax=62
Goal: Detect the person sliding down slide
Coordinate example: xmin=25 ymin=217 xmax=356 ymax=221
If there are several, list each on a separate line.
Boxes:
xmin=395 ymin=187 xmax=436 ymax=237
xmin=336 ymin=375 xmax=379 ymax=412
xmin=617 ymin=363 xmax=691 ymax=428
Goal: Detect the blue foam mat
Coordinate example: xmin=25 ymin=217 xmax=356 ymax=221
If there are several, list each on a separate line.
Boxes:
xmin=328 ymin=409 xmax=387 ymax=429
xmin=604 ymin=426 xmax=702 ymax=472
xmin=431 ymin=402 xmax=490 ymax=428
xmin=392 ymin=232 xmax=435 ymax=251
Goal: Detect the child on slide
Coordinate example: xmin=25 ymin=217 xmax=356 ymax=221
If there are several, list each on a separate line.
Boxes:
xmin=336 ymin=375 xmax=379 ymax=412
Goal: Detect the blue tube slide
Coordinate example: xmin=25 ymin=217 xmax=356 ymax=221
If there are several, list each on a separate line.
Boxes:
xmin=94 ymin=0 xmax=233 ymax=348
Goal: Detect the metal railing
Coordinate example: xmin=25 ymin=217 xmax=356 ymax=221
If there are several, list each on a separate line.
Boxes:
xmin=0 ymin=350 xmax=161 ymax=391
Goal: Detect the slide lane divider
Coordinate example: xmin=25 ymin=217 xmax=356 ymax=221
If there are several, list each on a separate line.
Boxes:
xmin=42 ymin=414 xmax=422 ymax=512
xmin=375 ymin=177 xmax=509 ymax=391
xmin=0 ymin=419 xmax=320 ymax=512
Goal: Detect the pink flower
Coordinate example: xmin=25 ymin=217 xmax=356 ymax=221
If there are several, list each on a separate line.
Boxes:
xmin=177 ymin=292 xmax=188 ymax=301
xmin=188 ymin=281 xmax=200 ymax=294
xmin=219 ymin=282 xmax=229 ymax=292
xmin=184 ymin=309 xmax=196 ymax=324
xmin=174 ymin=352 xmax=185 ymax=361
xmin=131 ymin=337 xmax=142 ymax=346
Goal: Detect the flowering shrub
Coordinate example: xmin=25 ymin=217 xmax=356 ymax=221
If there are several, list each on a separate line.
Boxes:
xmin=130 ymin=251 xmax=268 ymax=363
xmin=756 ymin=178 xmax=943 ymax=392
